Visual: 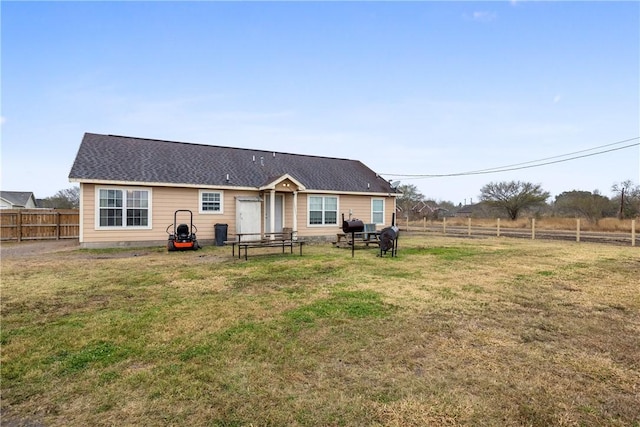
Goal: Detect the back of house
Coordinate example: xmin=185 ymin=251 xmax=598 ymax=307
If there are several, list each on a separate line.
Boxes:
xmin=69 ymin=133 xmax=399 ymax=248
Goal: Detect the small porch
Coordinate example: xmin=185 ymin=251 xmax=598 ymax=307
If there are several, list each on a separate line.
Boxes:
xmin=261 ymin=175 xmax=305 ymax=239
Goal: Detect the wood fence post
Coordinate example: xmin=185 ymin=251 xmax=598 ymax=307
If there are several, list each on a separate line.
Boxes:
xmin=56 ymin=211 xmax=61 ymax=240
xmin=17 ymin=210 xmax=22 ymax=242
xmin=632 ymin=219 xmax=636 ymax=247
xmin=423 ymin=217 xmax=426 ymax=231
xmin=576 ymin=219 xmax=581 ymax=242
xmin=468 ymin=218 xmax=472 ymax=236
xmin=443 ymin=217 xmax=446 ymax=234
xmin=531 ymin=218 xmax=535 ymax=240
xmin=497 ymin=218 xmax=500 ymax=237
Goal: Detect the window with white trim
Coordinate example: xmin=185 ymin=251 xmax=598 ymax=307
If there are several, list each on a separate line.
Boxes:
xmin=372 ymin=198 xmax=385 ymax=224
xmin=308 ymin=195 xmax=338 ymax=226
xmin=97 ymin=188 xmax=150 ymax=228
xmin=199 ymin=190 xmax=223 ymax=214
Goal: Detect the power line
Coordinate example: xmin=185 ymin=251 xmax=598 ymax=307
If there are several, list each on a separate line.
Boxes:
xmin=380 ymin=137 xmax=640 ymax=179
xmin=457 ymin=137 xmax=640 ymax=174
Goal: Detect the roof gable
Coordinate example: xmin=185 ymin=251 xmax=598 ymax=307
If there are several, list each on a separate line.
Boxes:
xmin=0 ymin=191 xmax=36 ymax=207
xmin=259 ymin=174 xmax=306 ymax=191
xmin=69 ymin=133 xmax=397 ymax=194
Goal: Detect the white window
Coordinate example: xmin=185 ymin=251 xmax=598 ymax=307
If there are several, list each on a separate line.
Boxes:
xmin=372 ymin=198 xmax=385 ymax=224
xmin=199 ymin=190 xmax=223 ymax=214
xmin=308 ymin=195 xmax=338 ymax=226
xmin=96 ymin=187 xmax=151 ymax=229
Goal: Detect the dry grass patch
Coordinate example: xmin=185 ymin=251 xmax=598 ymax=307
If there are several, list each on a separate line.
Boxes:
xmin=1 ymin=237 xmax=639 ymax=426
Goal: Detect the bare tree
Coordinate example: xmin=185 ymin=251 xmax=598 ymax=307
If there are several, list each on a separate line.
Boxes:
xmin=611 ymin=180 xmax=640 ymax=219
xmin=396 ymin=184 xmax=425 ymax=221
xmin=40 ymin=186 xmax=80 ymax=209
xmin=479 ymin=181 xmax=550 ymax=220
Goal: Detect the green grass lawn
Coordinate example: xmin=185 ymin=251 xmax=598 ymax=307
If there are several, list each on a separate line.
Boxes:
xmin=1 ymin=235 xmax=639 ymax=426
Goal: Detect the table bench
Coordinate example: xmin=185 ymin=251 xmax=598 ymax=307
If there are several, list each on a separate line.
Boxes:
xmin=333 ymin=223 xmax=380 ymax=248
xmin=228 ymin=232 xmax=305 ymax=260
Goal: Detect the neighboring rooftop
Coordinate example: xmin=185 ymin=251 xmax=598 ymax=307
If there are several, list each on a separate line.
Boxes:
xmin=69 ymin=133 xmax=397 ymax=194
xmin=0 ymin=191 xmax=37 ymax=207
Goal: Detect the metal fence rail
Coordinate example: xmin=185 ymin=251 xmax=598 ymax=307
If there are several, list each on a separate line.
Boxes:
xmin=0 ymin=209 xmax=79 ymax=241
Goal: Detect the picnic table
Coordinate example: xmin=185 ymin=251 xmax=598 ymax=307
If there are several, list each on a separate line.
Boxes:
xmin=227 ymin=231 xmax=304 ymax=260
xmin=332 ymin=223 xmax=380 ymax=248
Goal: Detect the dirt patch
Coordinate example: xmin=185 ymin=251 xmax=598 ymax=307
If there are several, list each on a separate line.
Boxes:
xmin=91 ymin=251 xmax=154 ymax=259
xmin=0 ymin=239 xmax=80 ymax=259
xmin=0 ymin=415 xmax=45 ymax=427
xmin=1 ymin=240 xmax=230 ymax=262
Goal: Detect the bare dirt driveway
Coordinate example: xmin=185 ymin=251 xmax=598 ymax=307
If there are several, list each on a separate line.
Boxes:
xmin=0 ymin=239 xmax=80 ymax=260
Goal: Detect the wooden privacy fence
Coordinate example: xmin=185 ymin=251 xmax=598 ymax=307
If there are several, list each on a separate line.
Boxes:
xmin=0 ymin=209 xmax=79 ymax=241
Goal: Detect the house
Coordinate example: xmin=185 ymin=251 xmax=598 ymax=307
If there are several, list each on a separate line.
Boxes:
xmin=68 ymin=133 xmax=400 ymax=248
xmin=411 ymin=200 xmax=449 ymax=220
xmin=0 ymin=191 xmax=38 ymax=209
xmin=454 ymin=203 xmax=492 ymax=218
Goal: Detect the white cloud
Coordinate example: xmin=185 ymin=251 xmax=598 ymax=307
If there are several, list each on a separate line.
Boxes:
xmin=471 ymin=11 xmax=497 ymax=23
xmin=553 ymin=94 xmax=562 ymax=104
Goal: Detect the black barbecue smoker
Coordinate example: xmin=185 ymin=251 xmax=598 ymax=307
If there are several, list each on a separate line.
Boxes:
xmin=342 ymin=214 xmax=365 ymax=258
xmin=379 ymin=213 xmax=399 ymax=257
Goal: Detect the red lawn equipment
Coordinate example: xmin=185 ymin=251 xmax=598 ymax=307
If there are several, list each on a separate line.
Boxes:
xmin=166 ymin=210 xmax=200 ymax=251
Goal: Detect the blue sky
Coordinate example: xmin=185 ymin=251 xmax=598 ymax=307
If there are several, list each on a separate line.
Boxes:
xmin=2 ymin=1 xmax=638 ymax=204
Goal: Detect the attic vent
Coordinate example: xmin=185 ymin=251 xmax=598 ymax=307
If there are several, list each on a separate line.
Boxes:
xmin=260 ymin=156 xmax=264 ymax=166
xmin=273 ymin=152 xmax=276 ymax=157
xmin=252 ymin=155 xmax=256 ymax=162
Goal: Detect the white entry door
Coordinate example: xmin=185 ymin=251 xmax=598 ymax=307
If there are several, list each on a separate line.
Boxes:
xmin=236 ymin=197 xmax=261 ymax=241
xmin=265 ymin=194 xmax=284 ymax=233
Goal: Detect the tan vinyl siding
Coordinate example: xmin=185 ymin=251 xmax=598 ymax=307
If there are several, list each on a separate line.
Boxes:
xmin=80 ymin=183 xmax=397 ymax=245
xmin=82 ymin=184 xmax=248 ymax=245
xmin=296 ymin=194 xmax=397 ymax=238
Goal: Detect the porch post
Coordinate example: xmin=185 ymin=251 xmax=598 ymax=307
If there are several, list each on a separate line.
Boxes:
xmin=269 ymin=189 xmax=276 ymax=240
xmin=292 ymin=191 xmax=298 ymax=238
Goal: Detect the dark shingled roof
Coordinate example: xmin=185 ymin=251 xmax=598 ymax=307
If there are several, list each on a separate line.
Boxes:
xmin=69 ymin=133 xmax=397 ymax=194
xmin=1 ymin=191 xmax=36 ymax=207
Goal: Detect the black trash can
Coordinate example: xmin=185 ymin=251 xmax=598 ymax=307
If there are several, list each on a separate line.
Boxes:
xmin=214 ymin=223 xmax=228 ymax=246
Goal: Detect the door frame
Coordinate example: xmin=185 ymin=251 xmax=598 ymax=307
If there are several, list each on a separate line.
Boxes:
xmin=235 ymin=196 xmax=262 ymax=241
xmin=264 ymin=193 xmax=284 ymax=234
